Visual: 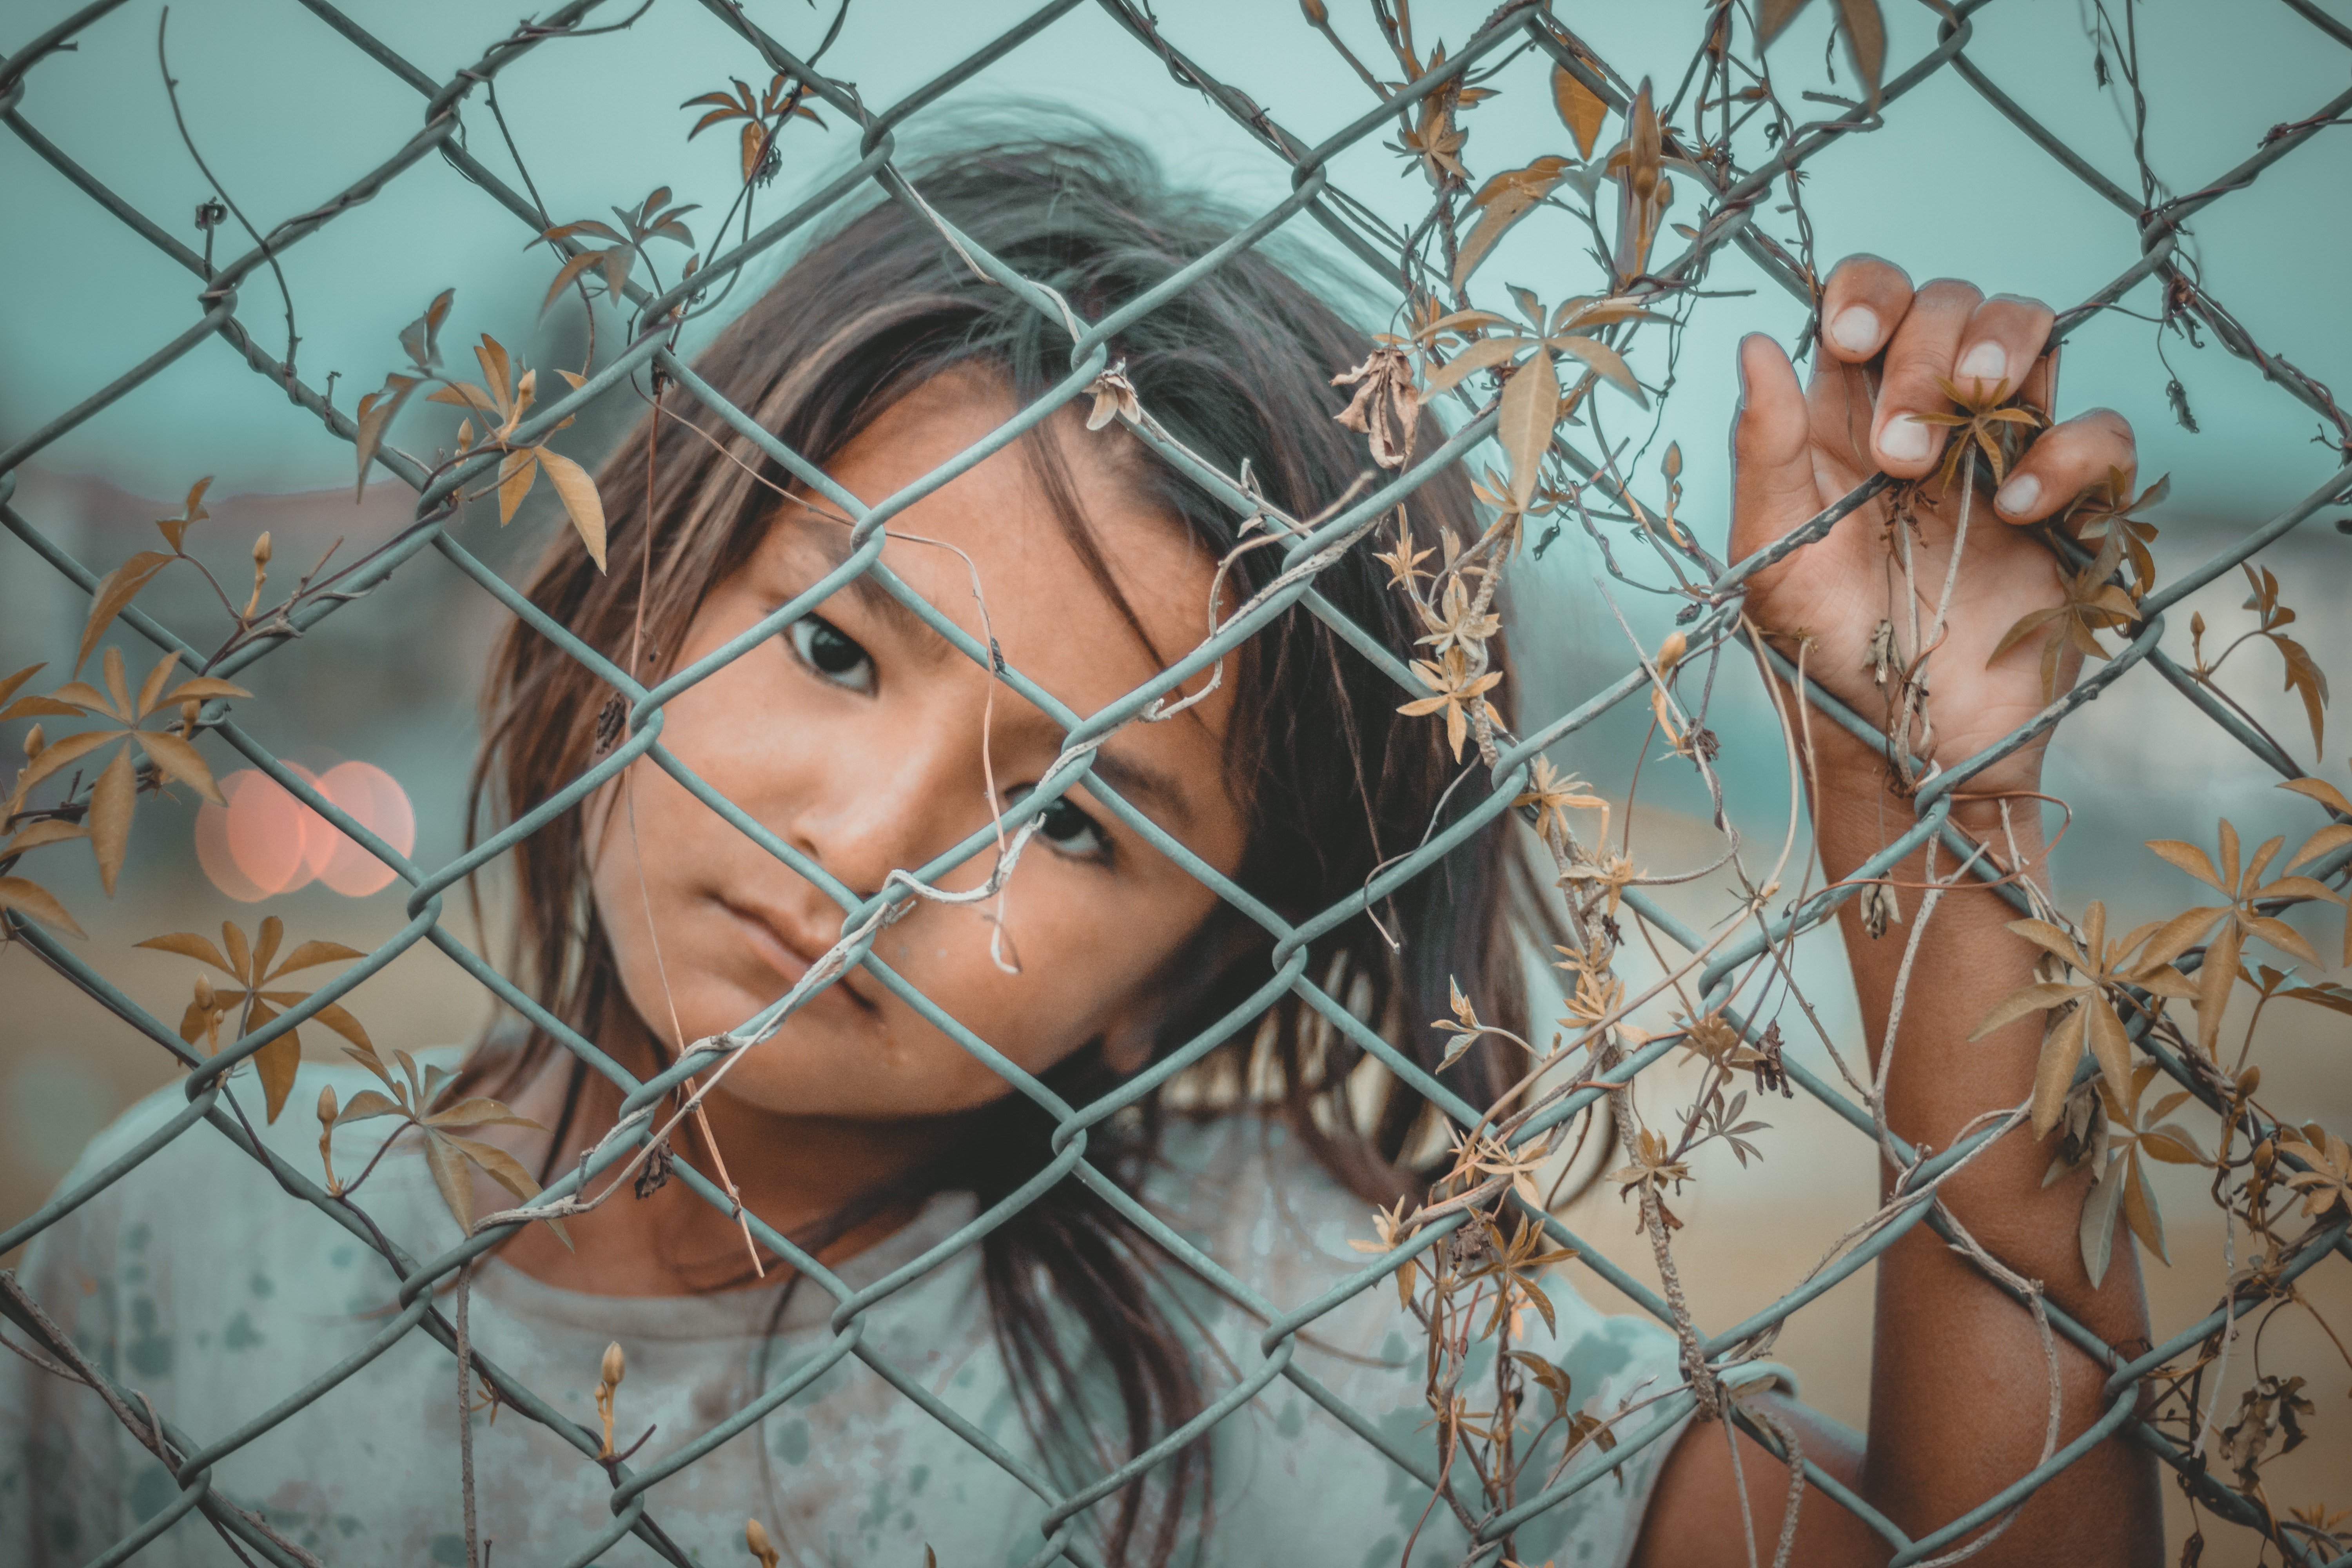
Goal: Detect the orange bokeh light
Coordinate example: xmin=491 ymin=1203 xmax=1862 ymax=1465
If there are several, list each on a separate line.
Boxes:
xmin=194 ymin=760 xmax=415 ymax=901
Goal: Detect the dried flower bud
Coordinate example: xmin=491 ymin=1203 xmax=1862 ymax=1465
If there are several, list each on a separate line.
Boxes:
xmin=1298 ymin=0 xmax=1328 ymax=22
xmin=1655 ymin=630 xmax=1686 ymax=673
xmin=251 ymin=531 xmax=273 ymax=567
xmin=745 ymin=1518 xmax=780 ymax=1568
xmin=194 ymin=973 xmax=216 ymax=1009
xmin=318 ymin=1084 xmax=339 ymax=1125
xmin=2252 ymin=1136 xmax=2274 ymax=1174
xmin=23 ymin=723 xmax=42 ymax=758
xmin=2236 ymin=1065 xmax=2260 ymax=1099
xmin=601 ymin=1340 xmax=626 ymax=1389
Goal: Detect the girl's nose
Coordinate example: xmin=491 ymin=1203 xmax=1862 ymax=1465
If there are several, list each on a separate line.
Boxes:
xmin=778 ymin=716 xmax=994 ymax=905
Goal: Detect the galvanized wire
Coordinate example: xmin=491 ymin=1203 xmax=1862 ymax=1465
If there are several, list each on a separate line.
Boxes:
xmin=3 ymin=1 xmax=2351 ymax=1564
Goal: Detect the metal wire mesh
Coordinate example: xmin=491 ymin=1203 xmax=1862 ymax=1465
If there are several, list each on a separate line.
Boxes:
xmin=3 ymin=1 xmax=2351 ymax=1564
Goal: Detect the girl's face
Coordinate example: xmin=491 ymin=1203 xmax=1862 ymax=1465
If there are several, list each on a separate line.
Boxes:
xmin=586 ymin=370 xmax=1248 ymax=1119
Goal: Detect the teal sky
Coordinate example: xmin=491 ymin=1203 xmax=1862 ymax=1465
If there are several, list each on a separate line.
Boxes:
xmin=3 ymin=0 xmax=2347 ymax=526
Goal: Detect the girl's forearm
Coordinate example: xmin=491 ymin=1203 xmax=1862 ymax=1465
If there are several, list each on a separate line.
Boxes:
xmin=1813 ymin=751 xmax=2162 ymax=1565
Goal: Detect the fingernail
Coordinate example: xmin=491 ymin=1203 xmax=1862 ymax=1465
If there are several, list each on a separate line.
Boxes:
xmin=1955 ymin=341 xmax=2007 ymax=386
xmin=1996 ymin=474 xmax=2041 ymax=515
xmin=1877 ymin=415 xmax=1932 ymax=464
xmin=1828 ymin=306 xmax=1880 ymax=356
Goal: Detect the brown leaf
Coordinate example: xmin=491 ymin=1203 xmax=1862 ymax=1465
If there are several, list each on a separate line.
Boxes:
xmin=354 ymin=374 xmax=420 ymax=500
xmin=425 ymin=1128 xmax=476 ymax=1232
xmin=2085 ymin=993 xmax=2133 ymax=1099
xmin=2278 ymin=775 xmax=2352 ymax=816
xmin=1833 ymin=0 xmax=1889 ymax=104
xmin=2145 ymin=838 xmax=2224 ymax=891
xmin=136 ymin=930 xmax=233 ymax=971
xmin=535 ymin=447 xmax=608 ymax=572
xmin=87 ymin=743 xmax=136 ymax=896
xmin=0 ymin=876 xmax=85 ymax=938
xmin=1551 ymin=62 xmax=1608 ymax=160
xmin=0 ymin=663 xmax=45 ymax=711
xmin=267 ymin=938 xmax=366 ymax=980
xmin=156 ymin=477 xmax=211 ymax=552
xmin=244 ymin=999 xmax=301 ymax=1123
xmin=76 ymin=553 xmax=174 ymax=678
xmin=1755 ymin=0 xmax=1811 ymax=45
xmin=334 ymin=1088 xmax=405 ymax=1123
xmin=14 ymin=728 xmax=120 ymax=798
xmin=251 ymin=915 xmax=285 ymax=985
xmin=1497 ymin=349 xmax=1559 ymax=514
xmin=2267 ymin=632 xmax=2328 ymax=758
xmin=1419 ymin=336 xmax=1524 ymax=401
xmin=496 ymin=448 xmax=537 ymax=525
xmin=222 ymin=919 xmax=251 ymax=984
xmin=1549 ymin=335 xmax=1646 ymax=405
xmin=303 ymin=998 xmax=374 ymax=1055
xmin=2030 ymin=1005 xmax=2087 ymax=1140
xmin=2 ymin=818 xmax=87 ymax=856
xmin=2120 ymin=1155 xmax=2169 ymax=1265
xmin=540 ymin=249 xmax=606 ymax=318
xmin=132 ymin=652 xmax=181 ymax=722
xmin=1452 ymin=157 xmax=1572 ymax=292
xmin=1969 ymin=981 xmax=2079 ymax=1040
xmin=2080 ymin=1155 xmax=2126 ymax=1286
xmin=132 ymin=729 xmax=223 ymax=804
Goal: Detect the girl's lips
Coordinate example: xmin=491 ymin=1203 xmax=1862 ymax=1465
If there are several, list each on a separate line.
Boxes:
xmin=719 ymin=898 xmax=877 ymax=1011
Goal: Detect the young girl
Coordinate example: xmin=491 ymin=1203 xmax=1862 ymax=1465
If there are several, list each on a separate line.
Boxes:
xmin=4 ymin=135 xmax=2160 ymax=1566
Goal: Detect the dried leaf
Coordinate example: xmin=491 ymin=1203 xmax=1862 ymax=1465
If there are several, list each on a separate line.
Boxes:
xmin=1453 ymin=157 xmax=1572 ymax=292
xmin=1497 ymin=349 xmax=1559 ymax=513
xmin=265 ymin=939 xmax=366 ymax=980
xmin=2080 ymin=1153 xmax=2127 ymax=1286
xmin=87 ymin=743 xmax=136 ymax=896
xmin=1421 ymin=337 xmax=1525 ymax=401
xmin=132 ymin=728 xmax=224 ymax=804
xmin=0 ymin=876 xmax=85 ymax=938
xmin=1549 ymin=335 xmax=1647 ymax=405
xmin=424 ymin=1127 xmax=476 ymax=1232
xmin=2278 ymin=775 xmax=2352 ymax=816
xmin=334 ymin=1088 xmax=404 ymax=1123
xmin=75 ymin=553 xmax=175 ymax=678
xmin=535 ymin=447 xmax=608 ymax=572
xmin=497 ymin=448 xmax=537 ymax=525
xmin=243 ymin=999 xmax=301 ymax=1123
xmin=137 ymin=929 xmax=232 ymax=971
xmin=2 ymin=818 xmax=87 ymax=856
xmin=13 ymin=728 xmax=120 ymax=796
xmin=1550 ymin=63 xmax=1608 ymax=160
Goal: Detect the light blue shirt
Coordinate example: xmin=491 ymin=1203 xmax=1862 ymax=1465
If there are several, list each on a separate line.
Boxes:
xmin=2 ymin=1060 xmax=1749 ymax=1566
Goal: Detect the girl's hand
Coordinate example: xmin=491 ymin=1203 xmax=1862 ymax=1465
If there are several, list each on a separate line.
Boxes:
xmin=1728 ymin=255 xmax=2138 ymax=803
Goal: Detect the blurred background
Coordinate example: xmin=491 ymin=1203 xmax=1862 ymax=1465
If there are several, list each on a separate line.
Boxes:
xmin=4 ymin=0 xmax=2349 ymax=1555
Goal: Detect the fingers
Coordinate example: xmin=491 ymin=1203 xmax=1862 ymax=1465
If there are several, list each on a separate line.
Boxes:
xmin=1729 ymin=333 xmax=1817 ymax=562
xmin=1992 ymin=407 xmax=2136 ymax=523
xmin=1868 ymin=279 xmax=1979 ymax=475
xmin=1818 ymin=255 xmax=1914 ymax=362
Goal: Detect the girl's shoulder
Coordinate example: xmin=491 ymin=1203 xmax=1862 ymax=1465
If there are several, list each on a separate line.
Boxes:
xmin=21 ymin=1052 xmax=471 ymax=1323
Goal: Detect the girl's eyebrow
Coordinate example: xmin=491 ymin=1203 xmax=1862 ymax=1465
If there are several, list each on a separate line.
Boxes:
xmin=778 ymin=524 xmax=953 ymax=661
xmin=1084 ymin=747 xmax=1196 ymax=833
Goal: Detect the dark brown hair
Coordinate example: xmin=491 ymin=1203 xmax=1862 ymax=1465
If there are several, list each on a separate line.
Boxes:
xmin=463 ymin=128 xmax=1553 ymax=1564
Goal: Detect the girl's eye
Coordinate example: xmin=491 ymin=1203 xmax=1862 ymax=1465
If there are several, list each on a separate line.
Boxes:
xmin=1012 ymin=787 xmax=1110 ymax=861
xmin=785 ymin=615 xmax=875 ymax=693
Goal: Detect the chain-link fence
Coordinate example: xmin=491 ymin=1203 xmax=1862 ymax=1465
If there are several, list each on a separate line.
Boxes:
xmin=4 ymin=0 xmax=2352 ymax=1564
